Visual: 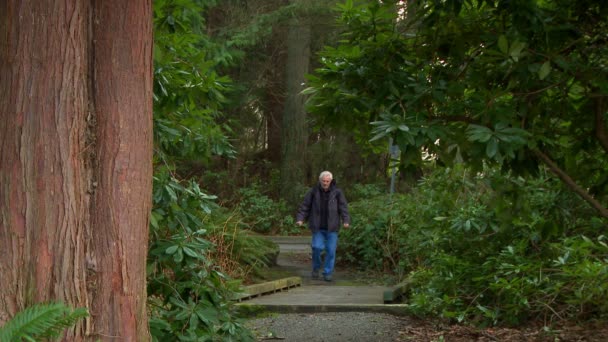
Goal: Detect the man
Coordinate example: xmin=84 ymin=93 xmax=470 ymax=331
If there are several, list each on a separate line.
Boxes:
xmin=296 ymin=171 xmax=350 ymax=282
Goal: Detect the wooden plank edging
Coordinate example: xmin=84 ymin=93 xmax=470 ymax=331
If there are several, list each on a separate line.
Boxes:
xmin=234 ymin=276 xmax=302 ymax=302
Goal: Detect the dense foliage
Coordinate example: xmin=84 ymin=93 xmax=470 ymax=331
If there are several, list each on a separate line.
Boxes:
xmin=148 ymin=1 xmax=272 ymax=340
xmin=235 ymin=183 xmax=302 ymax=235
xmin=146 ymin=0 xmax=607 ymax=335
xmin=148 ymin=170 xmax=270 ymax=341
xmin=312 ymin=0 xmax=608 ymax=326
xmin=306 ymin=0 xmax=608 ymax=217
xmin=341 ymin=166 xmax=608 ymax=325
xmin=153 ymin=0 xmax=235 ymax=165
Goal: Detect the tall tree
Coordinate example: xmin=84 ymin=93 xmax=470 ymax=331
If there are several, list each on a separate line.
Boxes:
xmin=207 ymin=0 xmax=348 ymax=197
xmin=280 ymin=13 xmax=312 ymax=205
xmin=264 ymin=29 xmax=288 ymax=165
xmin=0 ymin=1 xmax=153 ymax=340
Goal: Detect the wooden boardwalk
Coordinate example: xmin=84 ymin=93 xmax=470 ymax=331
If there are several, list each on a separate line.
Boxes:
xmin=237 ymin=236 xmax=409 ymax=315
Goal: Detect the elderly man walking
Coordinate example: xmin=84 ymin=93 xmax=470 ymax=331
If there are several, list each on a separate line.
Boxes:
xmin=296 ymin=171 xmax=350 ymax=282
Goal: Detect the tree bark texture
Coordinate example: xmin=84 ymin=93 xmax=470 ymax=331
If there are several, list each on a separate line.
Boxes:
xmin=264 ymin=30 xmax=287 ymax=163
xmin=0 ymin=1 xmax=153 ymax=340
xmin=280 ymin=18 xmax=311 ymax=206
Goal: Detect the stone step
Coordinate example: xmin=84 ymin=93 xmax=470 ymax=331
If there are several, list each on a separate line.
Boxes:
xmin=237 ymin=303 xmax=409 ymax=317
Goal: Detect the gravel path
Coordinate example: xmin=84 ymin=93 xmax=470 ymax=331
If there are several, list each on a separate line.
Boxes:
xmin=246 ymin=312 xmax=412 ymax=342
xmin=245 ymin=240 xmax=413 ymax=341
xmin=245 ymin=239 xmax=608 ymax=342
xmin=247 ymin=237 xmax=608 ymax=342
xmin=245 ymin=312 xmax=608 ymax=342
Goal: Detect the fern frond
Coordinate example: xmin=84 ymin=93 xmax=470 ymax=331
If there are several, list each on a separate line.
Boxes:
xmin=0 ymin=302 xmax=88 ymax=341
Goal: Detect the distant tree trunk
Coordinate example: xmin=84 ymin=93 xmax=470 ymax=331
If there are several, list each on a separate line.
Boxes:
xmin=0 ymin=1 xmax=153 ymax=340
xmin=280 ymin=16 xmax=311 ymax=206
xmin=266 ymin=89 xmax=285 ymax=164
xmin=265 ymin=77 xmax=285 ymax=164
xmin=264 ymin=31 xmax=287 ymax=164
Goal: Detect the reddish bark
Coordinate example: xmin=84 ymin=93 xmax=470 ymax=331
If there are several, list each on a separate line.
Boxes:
xmin=0 ymin=0 xmax=153 ymax=340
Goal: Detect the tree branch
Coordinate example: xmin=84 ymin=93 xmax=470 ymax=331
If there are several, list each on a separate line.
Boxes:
xmin=595 ymin=97 xmax=608 ymax=153
xmin=511 ymin=80 xmax=565 ymax=97
xmin=532 ymin=149 xmax=608 ymax=219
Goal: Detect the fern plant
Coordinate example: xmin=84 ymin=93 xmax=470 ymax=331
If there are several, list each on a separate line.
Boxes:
xmin=0 ymin=302 xmax=88 ymax=341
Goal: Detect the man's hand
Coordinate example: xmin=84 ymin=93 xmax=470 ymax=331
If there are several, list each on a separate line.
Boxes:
xmin=296 ymin=221 xmax=303 ymax=226
xmin=343 ymin=223 xmax=350 ymax=229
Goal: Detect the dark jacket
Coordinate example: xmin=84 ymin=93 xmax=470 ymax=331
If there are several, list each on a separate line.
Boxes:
xmin=296 ymin=179 xmax=350 ymax=232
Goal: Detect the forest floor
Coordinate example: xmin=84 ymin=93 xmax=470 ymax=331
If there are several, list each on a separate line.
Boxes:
xmin=245 ymin=238 xmax=608 ymax=341
xmin=391 ymin=319 xmax=608 ymax=341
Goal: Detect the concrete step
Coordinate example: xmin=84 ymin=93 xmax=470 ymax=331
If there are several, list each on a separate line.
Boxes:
xmin=237 ymin=303 xmax=409 ymax=317
xmin=265 ymin=235 xmax=311 ymax=244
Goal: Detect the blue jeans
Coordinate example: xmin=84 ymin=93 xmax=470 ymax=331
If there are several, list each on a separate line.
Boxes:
xmin=311 ymin=230 xmax=338 ymax=276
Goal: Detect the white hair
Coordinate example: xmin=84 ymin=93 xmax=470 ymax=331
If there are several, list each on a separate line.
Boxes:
xmin=319 ymin=171 xmax=333 ymax=181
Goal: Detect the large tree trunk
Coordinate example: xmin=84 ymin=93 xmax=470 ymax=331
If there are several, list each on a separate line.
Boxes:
xmin=280 ymin=16 xmax=311 ymax=206
xmin=0 ymin=1 xmax=153 ymax=340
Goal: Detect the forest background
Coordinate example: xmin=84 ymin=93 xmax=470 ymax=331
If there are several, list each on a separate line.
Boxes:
xmin=149 ymin=0 xmax=608 ymax=339
xmin=1 ymin=0 xmax=607 ymax=341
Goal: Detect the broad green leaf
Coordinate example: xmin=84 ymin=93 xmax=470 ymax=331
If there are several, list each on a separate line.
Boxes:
xmin=165 ymin=245 xmax=179 ymax=254
xmin=498 ymin=35 xmax=508 ymax=54
xmin=165 ymin=185 xmax=178 ymax=202
xmin=174 ymin=249 xmax=184 ymax=262
xmin=189 ymin=314 xmax=199 ymax=330
xmin=486 ymin=138 xmax=498 ymax=158
xmin=182 ymin=246 xmax=198 ymax=258
xmin=150 ymin=213 xmax=159 ymax=229
xmin=467 ymin=125 xmax=493 ymax=143
xmin=538 ymin=61 xmax=551 ymax=80
xmin=370 ymin=131 xmax=388 ymax=142
xmin=509 ymin=41 xmax=526 ymax=58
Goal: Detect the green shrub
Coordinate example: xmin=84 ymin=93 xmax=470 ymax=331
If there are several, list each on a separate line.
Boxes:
xmin=342 ymin=166 xmax=608 ymax=326
xmin=148 ymin=169 xmax=256 ymax=341
xmin=340 ymin=193 xmax=426 ymax=279
xmin=348 ymin=183 xmax=386 ymax=202
xmin=203 ymin=208 xmax=279 ymax=280
xmin=236 ymin=183 xmax=303 ymax=235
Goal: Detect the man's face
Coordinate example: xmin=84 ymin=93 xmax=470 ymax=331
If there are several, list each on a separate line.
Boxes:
xmin=320 ymin=176 xmax=332 ymax=190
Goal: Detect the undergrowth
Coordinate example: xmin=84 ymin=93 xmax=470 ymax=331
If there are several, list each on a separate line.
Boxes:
xmin=235 ymin=183 xmax=303 ymax=235
xmin=340 ymin=165 xmax=608 ymax=326
xmin=147 ymin=169 xmax=275 ymax=341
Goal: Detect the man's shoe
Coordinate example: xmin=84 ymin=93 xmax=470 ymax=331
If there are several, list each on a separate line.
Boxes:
xmin=323 ymin=274 xmax=332 ymax=282
xmin=311 ymin=270 xmax=320 ymax=279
